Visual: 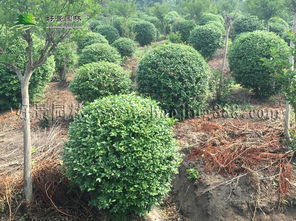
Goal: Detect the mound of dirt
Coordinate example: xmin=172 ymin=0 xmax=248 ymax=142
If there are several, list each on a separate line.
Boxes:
xmin=173 ymin=117 xmax=296 ymax=221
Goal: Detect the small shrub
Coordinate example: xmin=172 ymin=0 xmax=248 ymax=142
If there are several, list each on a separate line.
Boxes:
xmin=89 ymin=19 xmax=105 ymax=31
xmin=76 ymin=32 xmax=108 ymax=51
xmin=145 ymin=16 xmax=162 ymax=32
xmin=133 ymin=21 xmax=156 ymax=46
xmin=232 ymin=15 xmax=266 ymax=39
xmin=228 ymin=31 xmax=290 ymax=98
xmin=111 ymin=37 xmax=136 ymax=57
xmin=171 ymin=20 xmax=196 ymax=42
xmin=94 ymin=25 xmax=120 ymax=43
xmin=137 ymin=43 xmax=211 ymax=119
xmin=207 ymin=21 xmax=225 ymax=35
xmin=268 ymin=17 xmax=289 ymax=40
xmin=164 ymin=11 xmax=180 ymax=25
xmin=63 ymin=94 xmax=182 ymax=216
xmin=53 ymin=41 xmax=78 ymax=82
xmin=199 ymin=13 xmax=224 ymax=25
xmin=70 ymin=62 xmax=132 ymax=103
xmin=79 ymin=43 xmax=121 ymax=65
xmin=168 ymin=32 xmax=183 ymax=43
xmin=189 ymin=24 xmax=223 ymax=59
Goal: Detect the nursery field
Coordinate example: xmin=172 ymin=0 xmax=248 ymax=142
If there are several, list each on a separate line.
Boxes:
xmin=1 ymin=0 xmax=296 ymax=221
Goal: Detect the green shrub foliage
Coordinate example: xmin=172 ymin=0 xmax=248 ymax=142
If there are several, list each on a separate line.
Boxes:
xmin=94 ymin=25 xmax=120 ymax=43
xmin=53 ymin=41 xmax=78 ymax=82
xmin=76 ymin=32 xmax=108 ymax=51
xmin=133 ymin=21 xmax=156 ymax=46
xmin=137 ymin=43 xmax=211 ymax=119
xmin=172 ymin=20 xmax=196 ymax=42
xmin=0 ymin=34 xmax=55 ymax=110
xmin=79 ymin=43 xmax=121 ymax=65
xmin=89 ymin=19 xmax=105 ymax=31
xmin=70 ymin=62 xmax=131 ymax=103
xmin=145 ymin=16 xmax=162 ymax=32
xmin=268 ymin=17 xmax=289 ymax=39
xmin=232 ymin=15 xmax=265 ymax=39
xmin=112 ymin=37 xmax=136 ymax=57
xmin=168 ymin=32 xmax=183 ymax=43
xmin=63 ymin=94 xmax=182 ymax=216
xmin=228 ymin=31 xmax=290 ymax=98
xmin=189 ymin=24 xmax=223 ymax=59
xmin=199 ymin=13 xmax=224 ymax=25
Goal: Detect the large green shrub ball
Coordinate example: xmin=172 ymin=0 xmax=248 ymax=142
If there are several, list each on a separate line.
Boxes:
xmin=111 ymin=37 xmax=136 ymax=57
xmin=164 ymin=11 xmax=180 ymax=25
xmin=232 ymin=15 xmax=265 ymax=39
xmin=79 ymin=43 xmax=121 ymax=65
xmin=172 ymin=20 xmax=196 ymax=42
xmin=0 ymin=32 xmax=55 ymax=110
xmin=133 ymin=21 xmax=156 ymax=46
xmin=89 ymin=19 xmax=105 ymax=31
xmin=63 ymin=94 xmax=181 ymax=216
xmin=94 ymin=25 xmax=120 ymax=43
xmin=199 ymin=13 xmax=224 ymax=25
xmin=145 ymin=16 xmax=162 ymax=32
xmin=189 ymin=24 xmax=223 ymax=59
xmin=137 ymin=43 xmax=211 ymax=119
xmin=228 ymin=31 xmax=290 ymax=98
xmin=70 ymin=62 xmax=131 ymax=103
xmin=76 ymin=32 xmax=108 ymax=51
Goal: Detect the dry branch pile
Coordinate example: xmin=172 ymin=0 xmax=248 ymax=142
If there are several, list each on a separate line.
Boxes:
xmin=175 ymin=117 xmax=294 ymax=200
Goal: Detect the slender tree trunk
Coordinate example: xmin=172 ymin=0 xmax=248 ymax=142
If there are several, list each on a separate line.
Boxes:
xmin=217 ymin=20 xmax=231 ymax=101
xmin=21 ymin=74 xmax=33 ymax=203
xmin=285 ymin=12 xmax=296 ymax=140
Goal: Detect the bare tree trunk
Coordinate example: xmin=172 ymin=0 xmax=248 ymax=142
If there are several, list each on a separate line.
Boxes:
xmin=285 ymin=12 xmax=296 ymax=140
xmin=21 ymin=75 xmax=33 ymax=203
xmin=217 ymin=17 xmax=232 ymax=101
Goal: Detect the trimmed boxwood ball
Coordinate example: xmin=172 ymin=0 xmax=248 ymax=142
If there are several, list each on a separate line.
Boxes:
xmin=0 ymin=31 xmax=55 ymax=110
xmin=199 ymin=13 xmax=224 ymax=25
xmin=70 ymin=61 xmax=132 ymax=103
xmin=63 ymin=94 xmax=182 ymax=216
xmin=137 ymin=43 xmax=211 ymax=119
xmin=228 ymin=31 xmax=290 ymax=98
xmin=133 ymin=21 xmax=156 ymax=46
xmin=76 ymin=32 xmax=108 ymax=51
xmin=94 ymin=25 xmax=120 ymax=43
xmin=232 ymin=15 xmax=265 ymax=39
xmin=111 ymin=37 xmax=136 ymax=57
xmin=189 ymin=24 xmax=223 ymax=59
xmin=172 ymin=20 xmax=196 ymax=42
xmin=79 ymin=43 xmax=121 ymax=65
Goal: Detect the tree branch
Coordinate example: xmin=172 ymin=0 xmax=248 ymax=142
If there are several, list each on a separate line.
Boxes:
xmin=5 ymin=63 xmax=23 ymax=82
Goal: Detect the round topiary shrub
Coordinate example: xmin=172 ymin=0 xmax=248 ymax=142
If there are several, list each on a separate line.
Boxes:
xmin=199 ymin=13 xmax=224 ymax=25
xmin=172 ymin=20 xmax=196 ymax=42
xmin=63 ymin=94 xmax=182 ymax=216
xmin=70 ymin=61 xmax=132 ymax=103
xmin=94 ymin=25 xmax=120 ymax=43
xmin=207 ymin=21 xmax=225 ymax=35
xmin=232 ymin=15 xmax=265 ymax=39
xmin=137 ymin=43 xmax=211 ymax=119
xmin=111 ymin=37 xmax=136 ymax=57
xmin=79 ymin=43 xmax=121 ymax=65
xmin=133 ymin=21 xmax=156 ymax=46
xmin=53 ymin=41 xmax=78 ymax=82
xmin=228 ymin=31 xmax=290 ymax=98
xmin=0 ymin=31 xmax=55 ymax=110
xmin=268 ymin=17 xmax=289 ymax=40
xmin=76 ymin=32 xmax=108 ymax=51
xmin=189 ymin=24 xmax=223 ymax=59
xmin=164 ymin=11 xmax=180 ymax=25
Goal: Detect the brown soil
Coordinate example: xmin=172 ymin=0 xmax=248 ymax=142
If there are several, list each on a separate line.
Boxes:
xmin=173 ymin=116 xmax=296 ymax=221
